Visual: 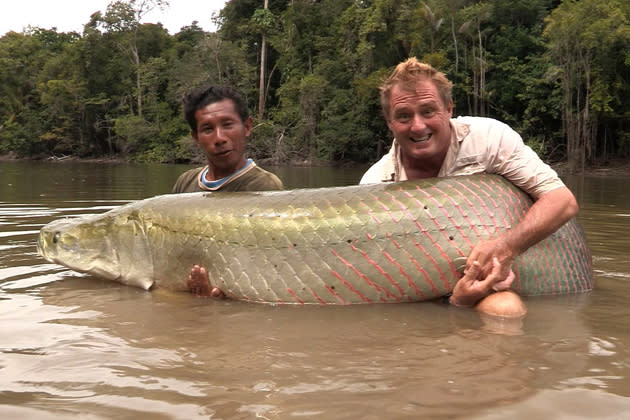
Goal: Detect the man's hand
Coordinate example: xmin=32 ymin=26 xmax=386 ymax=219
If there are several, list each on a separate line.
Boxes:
xmin=466 ymin=236 xmax=515 ymax=287
xmin=450 ymin=257 xmax=511 ymax=307
xmin=467 ymin=186 xmax=579 ymax=286
xmin=187 ymin=265 xmax=225 ymax=298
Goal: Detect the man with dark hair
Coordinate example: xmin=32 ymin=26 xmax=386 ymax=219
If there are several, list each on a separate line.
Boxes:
xmin=174 ymin=86 xmax=283 ymax=297
xmin=173 ymin=85 xmax=283 ymax=193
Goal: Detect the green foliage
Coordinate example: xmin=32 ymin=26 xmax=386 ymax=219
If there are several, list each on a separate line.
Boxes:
xmin=0 ymin=119 xmax=29 ymax=155
xmin=1 ymin=0 xmax=629 ymax=170
xmin=544 ymin=0 xmax=630 ymax=169
xmin=112 ymin=115 xmax=156 ymax=154
xmin=250 ymin=8 xmax=278 ymax=33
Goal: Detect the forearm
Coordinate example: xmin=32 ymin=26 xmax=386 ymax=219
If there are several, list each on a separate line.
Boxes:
xmin=466 ymin=186 xmax=578 ymax=278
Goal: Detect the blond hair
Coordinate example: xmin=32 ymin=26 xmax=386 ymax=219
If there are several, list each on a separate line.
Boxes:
xmin=380 ymin=57 xmax=453 ymax=118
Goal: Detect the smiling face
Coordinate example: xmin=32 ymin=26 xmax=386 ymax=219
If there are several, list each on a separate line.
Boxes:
xmin=192 ymin=98 xmax=252 ymax=180
xmin=385 ymin=79 xmax=453 ymax=177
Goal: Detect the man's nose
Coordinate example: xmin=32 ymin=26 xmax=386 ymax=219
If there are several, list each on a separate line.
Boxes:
xmin=213 ymin=127 xmax=228 ymax=143
xmin=410 ymin=114 xmax=426 ymax=132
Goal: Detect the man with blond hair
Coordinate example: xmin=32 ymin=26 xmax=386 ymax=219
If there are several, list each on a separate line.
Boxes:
xmin=362 ymin=58 xmax=578 ymax=315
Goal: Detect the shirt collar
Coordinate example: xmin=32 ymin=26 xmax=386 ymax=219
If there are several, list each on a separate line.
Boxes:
xmin=198 ymin=158 xmax=255 ymax=191
xmin=438 ymin=119 xmax=470 ymax=177
xmin=390 ymin=118 xmax=471 ymax=180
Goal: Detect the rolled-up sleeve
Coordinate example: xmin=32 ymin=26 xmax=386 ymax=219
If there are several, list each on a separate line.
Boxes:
xmin=486 ymin=121 xmax=565 ymax=199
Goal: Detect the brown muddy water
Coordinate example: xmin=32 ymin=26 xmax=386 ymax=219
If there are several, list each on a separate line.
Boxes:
xmin=1 ymin=161 xmax=629 ymax=419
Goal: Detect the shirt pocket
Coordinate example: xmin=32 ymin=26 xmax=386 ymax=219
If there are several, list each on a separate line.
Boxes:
xmin=450 ymin=154 xmax=487 ymax=175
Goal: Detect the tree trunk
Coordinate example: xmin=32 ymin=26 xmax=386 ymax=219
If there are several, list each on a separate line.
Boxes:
xmin=258 ymin=0 xmax=269 ymax=120
xmin=450 ymin=15 xmax=459 ymax=74
xmin=131 ymin=38 xmax=142 ymax=117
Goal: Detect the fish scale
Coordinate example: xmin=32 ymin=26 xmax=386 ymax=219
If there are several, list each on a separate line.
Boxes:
xmin=37 ymin=174 xmax=594 ymax=304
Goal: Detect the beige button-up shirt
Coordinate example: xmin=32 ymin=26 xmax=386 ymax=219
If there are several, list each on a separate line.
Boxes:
xmin=360 ymin=116 xmax=564 ymax=199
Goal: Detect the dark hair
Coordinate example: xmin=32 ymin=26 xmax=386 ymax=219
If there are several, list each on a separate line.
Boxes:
xmin=183 ymin=86 xmax=249 ymax=132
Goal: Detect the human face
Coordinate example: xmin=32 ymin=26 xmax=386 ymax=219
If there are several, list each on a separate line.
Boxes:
xmin=386 ymin=79 xmax=453 ymax=173
xmin=192 ymin=99 xmax=251 ymax=180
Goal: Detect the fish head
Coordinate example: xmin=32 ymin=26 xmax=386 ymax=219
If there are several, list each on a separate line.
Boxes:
xmin=37 ymin=210 xmax=155 ymax=290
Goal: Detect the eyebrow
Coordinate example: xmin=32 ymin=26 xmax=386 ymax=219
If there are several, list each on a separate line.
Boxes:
xmin=398 ymin=99 xmax=440 ymax=111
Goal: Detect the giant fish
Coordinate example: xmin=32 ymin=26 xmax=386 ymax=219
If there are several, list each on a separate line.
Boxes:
xmin=37 ymin=174 xmax=593 ymax=304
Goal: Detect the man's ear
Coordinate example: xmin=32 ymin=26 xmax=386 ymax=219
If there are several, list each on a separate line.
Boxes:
xmin=385 ymin=115 xmax=394 ymax=133
xmin=244 ymin=116 xmax=253 ymax=137
xmin=191 ymin=130 xmax=199 ymax=144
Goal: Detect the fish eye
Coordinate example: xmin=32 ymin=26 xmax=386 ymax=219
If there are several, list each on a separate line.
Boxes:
xmin=53 ymin=232 xmax=61 ymax=244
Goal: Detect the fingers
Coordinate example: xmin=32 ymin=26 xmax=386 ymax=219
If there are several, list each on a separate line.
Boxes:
xmin=467 ymin=237 xmax=516 ymax=279
xmin=464 ymin=257 xmax=502 ymax=293
xmin=490 ymin=256 xmax=501 ymax=275
xmin=188 ymin=264 xmax=213 ymax=298
xmin=450 ymin=261 xmax=482 ymax=307
xmin=451 ymin=257 xmax=517 ymax=308
xmin=480 ymin=257 xmax=501 ymax=284
xmin=482 ymin=258 xmax=515 ymax=292
xmin=187 ymin=265 xmax=226 ymax=299
xmin=461 ymin=260 xmax=482 ymax=282
xmin=210 ymin=287 xmax=225 ymax=298
xmin=466 ymin=251 xmax=480 ymax=272
xmin=506 ymin=269 xmax=515 ymax=283
xmin=204 ymin=267 xmax=225 ymax=298
xmin=492 ymin=269 xmax=515 ymax=292
xmin=466 ymin=240 xmax=494 ymax=273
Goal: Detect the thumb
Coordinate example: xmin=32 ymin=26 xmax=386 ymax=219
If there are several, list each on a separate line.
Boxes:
xmin=463 ymin=260 xmax=482 ymax=281
xmin=211 ymin=287 xmax=224 ymax=298
xmin=481 ymin=257 xmax=502 ymax=285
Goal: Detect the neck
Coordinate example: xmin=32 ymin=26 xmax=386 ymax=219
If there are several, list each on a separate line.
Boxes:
xmin=401 ymin=154 xmax=443 ymax=179
xmin=205 ymin=158 xmax=248 ymax=181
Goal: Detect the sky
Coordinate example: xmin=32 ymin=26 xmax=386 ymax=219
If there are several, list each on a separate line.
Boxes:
xmin=0 ymin=0 xmax=229 ymax=36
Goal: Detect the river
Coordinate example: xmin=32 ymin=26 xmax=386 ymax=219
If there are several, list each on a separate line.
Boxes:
xmin=1 ymin=161 xmax=629 ymax=419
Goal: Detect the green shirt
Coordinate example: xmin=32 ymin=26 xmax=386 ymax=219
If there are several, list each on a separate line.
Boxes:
xmin=172 ymin=161 xmax=284 ymax=193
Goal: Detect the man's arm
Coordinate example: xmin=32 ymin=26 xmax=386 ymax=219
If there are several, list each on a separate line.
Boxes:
xmin=466 ymin=186 xmax=579 ymax=280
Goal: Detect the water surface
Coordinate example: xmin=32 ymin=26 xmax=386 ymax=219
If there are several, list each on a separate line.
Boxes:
xmin=1 ymin=161 xmax=629 ymax=419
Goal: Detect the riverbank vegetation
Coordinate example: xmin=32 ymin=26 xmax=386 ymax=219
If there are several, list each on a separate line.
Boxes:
xmin=1 ymin=0 xmax=629 ymax=173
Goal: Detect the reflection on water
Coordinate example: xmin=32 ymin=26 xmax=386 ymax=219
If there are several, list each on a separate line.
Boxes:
xmin=1 ymin=162 xmax=629 ymax=419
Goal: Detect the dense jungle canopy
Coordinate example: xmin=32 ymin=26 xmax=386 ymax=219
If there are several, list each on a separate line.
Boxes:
xmin=1 ymin=0 xmax=630 ymax=172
